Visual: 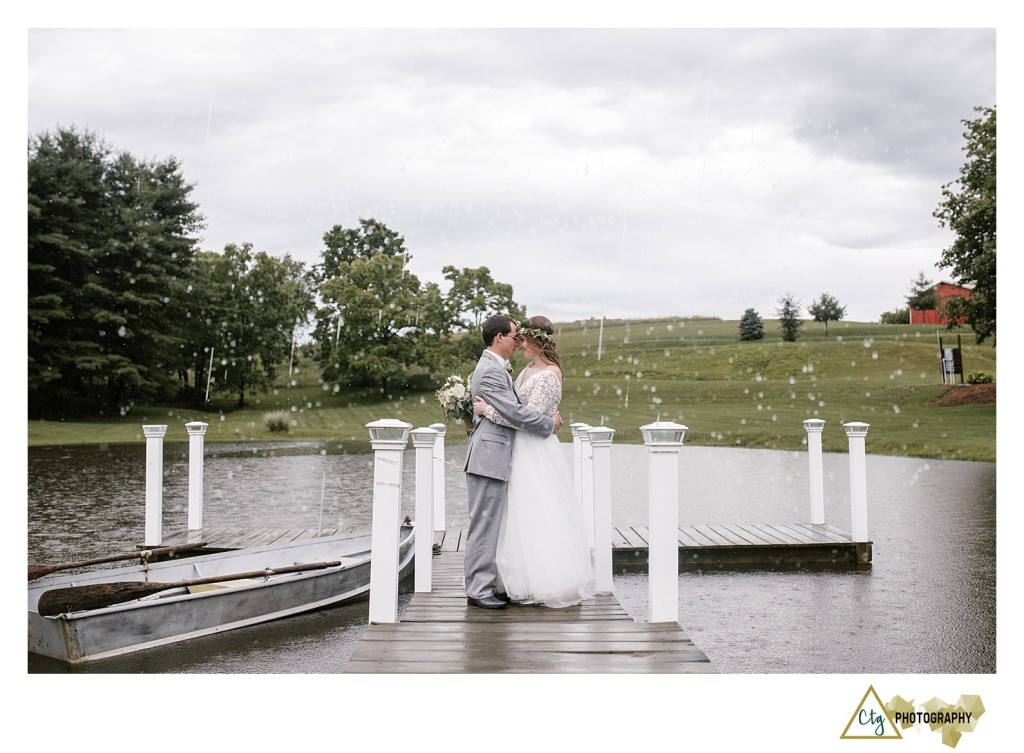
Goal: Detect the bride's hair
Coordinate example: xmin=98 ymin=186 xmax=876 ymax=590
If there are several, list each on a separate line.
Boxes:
xmin=521 ymin=315 xmax=562 ymax=372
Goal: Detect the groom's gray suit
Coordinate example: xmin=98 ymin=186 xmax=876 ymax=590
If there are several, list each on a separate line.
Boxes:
xmin=463 ymin=350 xmax=554 ymax=601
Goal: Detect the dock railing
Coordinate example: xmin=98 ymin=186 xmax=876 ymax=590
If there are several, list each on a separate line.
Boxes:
xmin=134 ymin=414 xmax=871 ymax=627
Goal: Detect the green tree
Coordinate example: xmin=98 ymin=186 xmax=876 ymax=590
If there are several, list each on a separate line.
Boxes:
xmin=314 ymin=221 xmax=438 ymax=395
xmin=738 ymin=308 xmax=765 ymax=341
xmin=28 ymin=127 xmax=204 ymax=415
xmin=934 ymin=106 xmax=996 ymax=344
xmin=906 ymin=271 xmax=937 ymax=311
xmin=317 ymin=218 xmax=407 ymax=281
xmin=879 ymin=306 xmax=910 ymax=324
xmin=443 ymin=265 xmax=526 ymax=362
xmin=204 ymin=243 xmax=314 ymax=408
xmin=807 ymin=292 xmax=846 ymax=337
xmin=177 ymin=251 xmax=225 ymax=404
xmin=443 ymin=265 xmax=525 ymax=330
xmin=776 ymin=293 xmax=804 ymax=342
xmin=317 ymin=250 xmax=427 ymax=395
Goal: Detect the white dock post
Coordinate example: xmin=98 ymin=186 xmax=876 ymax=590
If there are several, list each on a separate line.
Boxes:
xmin=185 ymin=421 xmax=209 ymax=530
xmin=410 ymin=427 xmax=437 ymax=593
xmin=803 ymin=419 xmax=826 ymax=525
xmin=587 ymin=425 xmax=616 ymax=595
xmin=579 ymin=427 xmax=595 ymax=553
xmin=366 ymin=419 xmax=412 ymax=624
xmin=844 ymin=422 xmax=870 ymax=543
xmin=641 ymin=421 xmax=687 ymax=623
xmin=428 ymin=423 xmax=447 ymax=532
xmin=569 ymin=423 xmax=590 ymax=510
xmin=143 ymin=425 xmax=168 ymax=547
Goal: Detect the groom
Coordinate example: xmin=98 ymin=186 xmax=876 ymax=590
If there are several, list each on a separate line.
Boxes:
xmin=463 ymin=314 xmax=560 ymax=609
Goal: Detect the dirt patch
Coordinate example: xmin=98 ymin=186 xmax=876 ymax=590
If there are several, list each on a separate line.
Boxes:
xmin=929 ymin=383 xmax=996 ymax=407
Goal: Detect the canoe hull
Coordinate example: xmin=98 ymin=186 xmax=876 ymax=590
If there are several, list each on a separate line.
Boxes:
xmin=28 ymin=527 xmax=415 ymax=664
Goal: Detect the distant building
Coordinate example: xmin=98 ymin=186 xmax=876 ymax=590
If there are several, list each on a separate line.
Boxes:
xmin=910 ymin=281 xmax=973 ymax=325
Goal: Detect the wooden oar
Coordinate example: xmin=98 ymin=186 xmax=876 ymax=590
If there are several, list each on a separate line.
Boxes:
xmin=36 ymin=560 xmax=343 ymax=617
xmin=28 ymin=542 xmax=211 ymax=581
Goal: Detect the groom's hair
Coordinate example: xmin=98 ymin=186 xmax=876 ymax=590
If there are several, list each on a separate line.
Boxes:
xmin=482 ymin=314 xmax=514 ymax=346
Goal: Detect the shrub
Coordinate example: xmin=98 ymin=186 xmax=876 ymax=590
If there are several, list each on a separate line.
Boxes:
xmin=738 ymin=308 xmax=765 ymax=341
xmin=879 ymin=306 xmax=910 ymax=324
xmin=966 ymin=372 xmax=993 ymax=384
xmin=263 ymin=410 xmax=293 ymax=432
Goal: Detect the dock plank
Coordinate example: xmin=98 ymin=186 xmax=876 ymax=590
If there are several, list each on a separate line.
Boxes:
xmin=344 ymin=549 xmax=716 ymax=674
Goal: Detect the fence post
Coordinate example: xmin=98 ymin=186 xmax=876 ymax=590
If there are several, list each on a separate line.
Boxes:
xmin=843 ymin=422 xmax=870 ymax=543
xmin=569 ymin=423 xmax=590 ymax=510
xmin=428 ymin=423 xmax=447 ymax=532
xmin=802 ymin=419 xmax=826 ymax=525
xmin=185 ymin=421 xmax=209 ymax=531
xmin=579 ymin=427 xmax=595 ymax=553
xmin=366 ymin=419 xmax=412 ymax=624
xmin=143 ymin=425 xmax=168 ymax=547
xmin=641 ymin=421 xmax=687 ymax=623
xmin=410 ymin=427 xmax=437 ymax=593
xmin=587 ymin=425 xmax=616 ymax=595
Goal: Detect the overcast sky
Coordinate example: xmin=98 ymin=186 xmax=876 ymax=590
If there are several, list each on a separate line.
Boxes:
xmin=24 ymin=23 xmax=997 ymax=324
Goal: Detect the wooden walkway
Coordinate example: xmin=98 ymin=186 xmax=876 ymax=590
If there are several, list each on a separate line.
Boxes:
xmin=343 ymin=548 xmax=716 ymax=673
xmin=159 ymin=521 xmax=870 ymax=570
xmin=156 ymin=523 xmax=865 ymax=672
xmin=612 ymin=522 xmax=871 ymax=569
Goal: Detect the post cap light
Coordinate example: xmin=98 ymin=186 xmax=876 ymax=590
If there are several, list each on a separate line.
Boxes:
xmin=366 ymin=418 xmax=412 ymax=445
xmin=843 ymin=421 xmax=870 ymax=437
xmin=640 ymin=420 xmax=687 ymax=446
xmin=568 ymin=422 xmax=591 ymax=438
xmin=587 ymin=426 xmax=616 ymax=444
xmin=802 ymin=419 xmax=826 ymax=432
xmin=409 ymin=426 xmax=439 ymax=447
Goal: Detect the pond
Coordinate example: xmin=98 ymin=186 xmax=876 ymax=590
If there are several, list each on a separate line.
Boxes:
xmin=27 ymin=439 xmax=995 ymax=674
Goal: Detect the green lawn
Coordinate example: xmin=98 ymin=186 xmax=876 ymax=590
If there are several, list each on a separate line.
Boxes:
xmin=28 ymin=317 xmax=996 ymax=462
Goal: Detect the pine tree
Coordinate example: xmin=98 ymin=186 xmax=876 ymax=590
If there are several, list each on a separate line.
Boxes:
xmin=776 ymin=293 xmax=804 ymax=342
xmin=739 ymin=308 xmax=765 ymax=341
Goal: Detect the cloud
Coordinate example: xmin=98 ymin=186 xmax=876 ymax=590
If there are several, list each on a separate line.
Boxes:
xmin=26 ymin=27 xmax=996 ymax=323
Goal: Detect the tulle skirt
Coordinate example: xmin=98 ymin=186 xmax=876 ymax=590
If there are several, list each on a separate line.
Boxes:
xmin=497 ymin=432 xmax=595 ymax=607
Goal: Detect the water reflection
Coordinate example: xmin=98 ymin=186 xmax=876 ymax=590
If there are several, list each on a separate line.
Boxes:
xmin=27 ymin=440 xmax=995 ymax=673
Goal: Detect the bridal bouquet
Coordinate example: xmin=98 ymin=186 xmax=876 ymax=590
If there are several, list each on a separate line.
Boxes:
xmin=436 ymin=373 xmax=474 ymax=431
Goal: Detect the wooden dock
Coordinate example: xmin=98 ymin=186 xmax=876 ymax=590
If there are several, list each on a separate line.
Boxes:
xmin=611 ymin=522 xmax=871 ymax=569
xmin=343 ymin=546 xmax=716 ymax=673
xmin=156 ymin=522 xmax=865 ymax=673
xmin=159 ymin=526 xmax=360 ymax=551
xmin=159 ymin=521 xmax=870 ymax=569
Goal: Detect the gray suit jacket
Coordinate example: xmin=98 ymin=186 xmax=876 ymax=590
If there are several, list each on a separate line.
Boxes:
xmin=464 ymin=351 xmax=554 ymax=481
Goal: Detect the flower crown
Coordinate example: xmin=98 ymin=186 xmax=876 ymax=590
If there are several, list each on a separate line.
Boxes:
xmin=516 ymin=321 xmax=554 ymax=344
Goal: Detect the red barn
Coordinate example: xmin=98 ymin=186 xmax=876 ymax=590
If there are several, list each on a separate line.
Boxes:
xmin=910 ymin=281 xmax=973 ymax=325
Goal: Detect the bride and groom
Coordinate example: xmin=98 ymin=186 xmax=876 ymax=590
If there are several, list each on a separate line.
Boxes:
xmin=463 ymin=314 xmax=596 ymax=609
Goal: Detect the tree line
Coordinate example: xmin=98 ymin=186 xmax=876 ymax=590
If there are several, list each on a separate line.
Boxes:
xmin=28 ymin=127 xmax=521 ymax=417
xmin=879 ymin=107 xmax=996 ymax=342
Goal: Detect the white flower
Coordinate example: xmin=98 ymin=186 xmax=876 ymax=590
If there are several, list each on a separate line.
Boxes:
xmin=452 ymin=383 xmax=466 ymax=399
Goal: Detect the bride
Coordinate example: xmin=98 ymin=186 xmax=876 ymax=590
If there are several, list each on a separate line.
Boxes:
xmin=473 ymin=315 xmax=595 ymax=607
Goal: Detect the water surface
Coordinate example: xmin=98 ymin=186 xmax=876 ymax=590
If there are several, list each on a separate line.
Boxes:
xmin=27 ymin=439 xmax=995 ymax=673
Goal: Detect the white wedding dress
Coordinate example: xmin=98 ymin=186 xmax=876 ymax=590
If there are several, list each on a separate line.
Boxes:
xmin=485 ymin=368 xmax=595 ymax=607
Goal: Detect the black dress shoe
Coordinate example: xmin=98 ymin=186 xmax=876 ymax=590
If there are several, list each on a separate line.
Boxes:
xmin=467 ymin=596 xmax=507 ymax=609
xmin=493 ymin=592 xmax=511 ymax=604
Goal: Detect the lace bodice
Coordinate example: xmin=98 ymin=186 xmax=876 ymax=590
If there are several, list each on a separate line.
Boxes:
xmin=485 ymin=368 xmax=562 ymax=426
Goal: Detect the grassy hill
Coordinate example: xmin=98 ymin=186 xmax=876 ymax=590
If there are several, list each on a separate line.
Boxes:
xmin=28 ymin=317 xmax=996 ymax=462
